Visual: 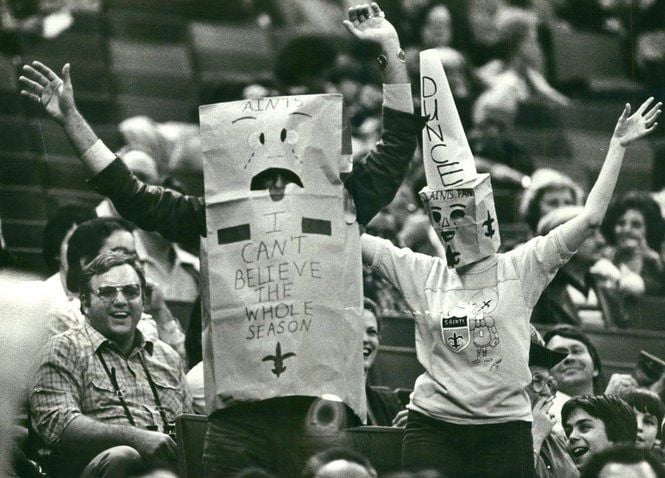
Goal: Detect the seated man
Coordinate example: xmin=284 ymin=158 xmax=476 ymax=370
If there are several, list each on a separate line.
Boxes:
xmin=30 ymin=251 xmax=192 ymax=477
xmin=526 ymin=328 xmax=578 ymax=478
xmin=562 ymin=394 xmax=637 ymax=470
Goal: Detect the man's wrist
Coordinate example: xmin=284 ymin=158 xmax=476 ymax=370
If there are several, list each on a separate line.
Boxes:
xmin=377 ymin=46 xmax=405 ymax=69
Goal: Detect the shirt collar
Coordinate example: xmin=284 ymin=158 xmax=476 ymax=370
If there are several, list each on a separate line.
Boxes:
xmin=83 ymin=321 xmax=154 ymax=355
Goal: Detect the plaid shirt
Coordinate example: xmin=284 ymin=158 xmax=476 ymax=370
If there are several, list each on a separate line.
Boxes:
xmin=30 ymin=322 xmax=192 ymax=446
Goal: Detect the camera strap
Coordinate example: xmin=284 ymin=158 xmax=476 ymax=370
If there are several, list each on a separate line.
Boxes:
xmin=138 ymin=351 xmax=171 ymax=434
xmin=95 ymin=349 xmax=136 ymax=427
xmin=95 ymin=348 xmax=171 ymax=433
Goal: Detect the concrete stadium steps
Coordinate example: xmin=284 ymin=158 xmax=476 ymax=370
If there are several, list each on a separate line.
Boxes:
xmin=549 ymin=26 xmax=641 ymax=96
xmin=108 ymin=39 xmax=193 ymax=77
xmin=0 ymin=116 xmax=32 ymax=153
xmin=112 ymin=71 xmax=197 ymax=101
xmin=115 ymin=94 xmax=197 ymax=123
xmin=512 ymin=128 xmax=573 ymax=158
xmin=21 ymin=30 xmax=107 ymax=69
xmin=25 ymin=120 xmax=123 ymax=156
xmin=188 ymin=22 xmax=275 ymax=85
xmin=106 ymin=10 xmax=189 ymax=44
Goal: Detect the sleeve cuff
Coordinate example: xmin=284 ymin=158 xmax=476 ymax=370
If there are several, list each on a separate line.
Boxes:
xmin=82 ymin=140 xmax=116 ymax=170
xmin=383 ymin=83 xmax=414 ymax=114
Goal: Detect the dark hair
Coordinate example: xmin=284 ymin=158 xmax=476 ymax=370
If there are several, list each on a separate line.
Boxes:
xmin=543 ymin=325 xmax=603 ymax=393
xmin=601 ymin=192 xmax=665 ymax=250
xmin=562 ymin=394 xmax=637 ymax=444
xmin=42 ymin=204 xmax=95 ymax=274
xmin=621 ymin=388 xmax=665 ymax=439
xmin=302 ymin=447 xmax=375 ymax=478
xmin=79 ymin=251 xmax=146 ymax=308
xmin=580 ymin=444 xmax=665 ymax=478
xmin=66 ymin=217 xmax=135 ymax=293
xmin=363 ymin=297 xmax=382 ymax=333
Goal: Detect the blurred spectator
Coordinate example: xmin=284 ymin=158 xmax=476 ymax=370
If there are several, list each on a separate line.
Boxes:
xmin=526 ymin=328 xmax=578 ymax=478
xmin=600 ymin=191 xmax=665 ymax=297
xmin=363 ymin=264 xmax=412 ymax=316
xmin=475 ymin=7 xmax=570 ymax=107
xmin=519 ymin=168 xmax=585 ymax=235
xmin=397 ymin=210 xmax=446 ymax=258
xmin=469 ymin=85 xmax=535 ymax=190
xmin=620 ymin=389 xmax=664 ymax=452
xmin=46 ymin=217 xmax=186 ymax=360
xmin=579 ymin=444 xmax=665 ymax=478
xmin=362 ymin=298 xmax=405 ymax=426
xmin=97 ymin=148 xmax=200 ymax=304
xmin=302 ymin=447 xmax=377 ymax=478
xmin=464 ymin=0 xmax=503 ymax=67
xmin=118 ymin=116 xmax=202 ymax=174
xmin=531 ymin=206 xmax=610 ymax=327
xmin=561 ymin=394 xmax=637 ymax=470
xmin=39 ymin=204 xmax=96 ymax=302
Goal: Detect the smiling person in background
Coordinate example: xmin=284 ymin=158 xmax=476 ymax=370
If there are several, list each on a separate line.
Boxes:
xmin=562 ymin=394 xmax=636 ymax=470
xmin=620 ymin=389 xmax=665 ymax=452
xmin=600 ymin=191 xmax=665 ymax=297
xmin=362 ymin=298 xmax=405 ymax=427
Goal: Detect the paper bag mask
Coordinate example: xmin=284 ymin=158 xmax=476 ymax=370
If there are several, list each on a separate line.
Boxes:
xmin=198 ymin=94 xmax=365 ymax=419
xmin=419 ymin=49 xmax=500 ymax=267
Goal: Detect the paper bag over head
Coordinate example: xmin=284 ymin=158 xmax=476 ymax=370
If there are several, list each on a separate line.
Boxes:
xmin=198 ymin=94 xmax=365 ymax=419
xmin=419 ymin=49 xmax=500 ymax=267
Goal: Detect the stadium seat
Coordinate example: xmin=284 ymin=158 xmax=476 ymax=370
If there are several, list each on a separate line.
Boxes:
xmin=175 ymin=413 xmax=207 ymax=478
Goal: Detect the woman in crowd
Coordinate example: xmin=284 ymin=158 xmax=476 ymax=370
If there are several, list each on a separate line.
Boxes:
xmin=600 ymin=191 xmax=665 ymax=296
xmin=520 ymin=168 xmax=585 ymax=235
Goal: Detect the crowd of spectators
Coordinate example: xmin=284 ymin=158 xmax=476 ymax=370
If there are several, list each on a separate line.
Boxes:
xmin=2 ymin=0 xmax=665 ymax=477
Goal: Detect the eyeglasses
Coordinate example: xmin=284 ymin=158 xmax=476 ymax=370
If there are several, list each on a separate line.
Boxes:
xmin=92 ymin=284 xmax=142 ymax=302
xmin=531 ymin=374 xmax=558 ymax=395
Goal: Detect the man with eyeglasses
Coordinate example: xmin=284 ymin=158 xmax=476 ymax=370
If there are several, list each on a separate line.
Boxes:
xmin=528 ymin=329 xmax=579 ymax=478
xmin=30 ymin=251 xmax=192 ymax=477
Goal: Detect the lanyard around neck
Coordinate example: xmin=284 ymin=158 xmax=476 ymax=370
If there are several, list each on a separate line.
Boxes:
xmin=95 ymin=347 xmax=170 ymax=432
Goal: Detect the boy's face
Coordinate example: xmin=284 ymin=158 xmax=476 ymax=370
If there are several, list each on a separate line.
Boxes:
xmin=634 ymin=408 xmax=660 ymax=449
xmin=564 ymin=407 xmax=612 ymax=469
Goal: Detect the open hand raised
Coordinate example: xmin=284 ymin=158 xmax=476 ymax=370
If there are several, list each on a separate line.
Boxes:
xmin=613 ymin=97 xmax=662 ymax=146
xmin=343 ymin=2 xmax=398 ymax=47
xmin=19 ymin=61 xmax=76 ymax=125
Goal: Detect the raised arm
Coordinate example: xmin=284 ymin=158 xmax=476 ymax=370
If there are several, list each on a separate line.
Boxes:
xmin=558 ymin=98 xmax=661 ymax=252
xmin=343 ymin=3 xmax=423 ymax=225
xmin=19 ymin=61 xmax=206 ymax=248
xmin=19 ymin=61 xmax=110 ymax=174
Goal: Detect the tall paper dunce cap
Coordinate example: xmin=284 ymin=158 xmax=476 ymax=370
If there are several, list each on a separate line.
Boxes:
xmin=420 ymin=48 xmax=477 ymax=188
xmin=418 ymin=49 xmax=500 ymax=268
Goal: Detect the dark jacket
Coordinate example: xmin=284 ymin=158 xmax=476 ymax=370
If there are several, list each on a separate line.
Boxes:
xmin=90 ymin=107 xmax=424 ymax=251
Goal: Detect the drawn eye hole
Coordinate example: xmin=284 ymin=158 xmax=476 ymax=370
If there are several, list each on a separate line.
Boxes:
xmin=450 ymin=209 xmax=465 ymax=222
xmin=280 ymin=128 xmax=287 ymax=142
xmin=431 ymin=208 xmax=442 ymax=224
xmin=248 ymin=131 xmax=266 ymax=148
